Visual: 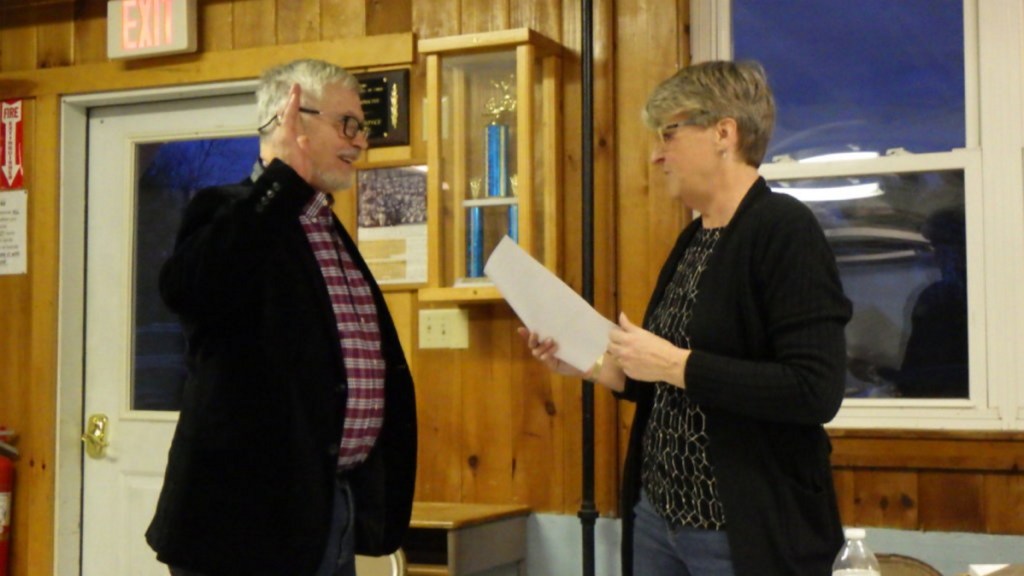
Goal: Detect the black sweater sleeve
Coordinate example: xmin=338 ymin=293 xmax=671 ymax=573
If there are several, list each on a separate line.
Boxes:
xmin=685 ymin=197 xmax=851 ymax=424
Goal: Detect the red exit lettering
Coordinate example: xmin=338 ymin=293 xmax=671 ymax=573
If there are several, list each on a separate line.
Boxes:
xmin=122 ymin=0 xmax=174 ymax=51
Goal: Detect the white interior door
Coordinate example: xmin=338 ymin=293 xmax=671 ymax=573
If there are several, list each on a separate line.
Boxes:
xmin=81 ymin=93 xmax=257 ymax=575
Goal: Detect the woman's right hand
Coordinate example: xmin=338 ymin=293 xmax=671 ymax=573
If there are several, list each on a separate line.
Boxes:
xmin=517 ymin=327 xmax=587 ymax=378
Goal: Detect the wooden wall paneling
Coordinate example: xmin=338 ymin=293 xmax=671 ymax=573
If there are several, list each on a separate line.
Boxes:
xmin=510 ymin=341 xmax=567 ymax=509
xmin=641 ymin=0 xmax=689 ymax=297
xmin=411 ymin=0 xmax=460 ymax=40
xmin=983 ymin=473 xmax=1024 ymax=534
xmin=35 ymin=3 xmax=72 ymax=68
xmin=276 ymin=0 xmax=320 ymax=44
xmin=383 ymin=291 xmax=417 ymax=370
xmin=72 ymin=0 xmax=108 ymax=64
xmin=509 ymin=0 xmax=561 ymax=41
xmin=613 ymin=0 xmax=685 ymax=322
xmin=830 ymin=434 xmax=1024 ymax=472
xmin=232 ymin=0 xmax=277 ymax=49
xmin=321 ymin=0 xmax=366 ymax=40
xmin=833 ymin=468 xmax=857 ymax=526
xmin=413 ymin=346 xmax=465 ymax=502
xmin=0 ymin=95 xmax=60 ymax=576
xmin=460 ymin=307 xmax=516 ymax=503
xmin=460 ymin=0 xmax=509 ymax=34
xmin=366 ymin=0 xmax=412 ymax=36
xmin=0 ymin=8 xmax=40 ymax=72
xmin=201 ymin=0 xmax=235 ymax=52
xmin=0 ymin=96 xmax=33 ymax=576
xmin=918 ymin=471 xmax=985 ymax=532
xmin=850 ymin=471 xmax=919 ymax=529
xmin=0 ymin=227 xmax=31 ymax=576
xmin=408 ymin=0 xmax=461 ymax=509
xmin=24 ymin=93 xmax=58 ymax=576
xmin=0 ymin=34 xmax=415 ymax=99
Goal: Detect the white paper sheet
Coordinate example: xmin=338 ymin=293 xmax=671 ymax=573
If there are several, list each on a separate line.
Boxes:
xmin=484 ymin=236 xmax=617 ymax=371
xmin=970 ymin=565 xmax=1011 ymax=576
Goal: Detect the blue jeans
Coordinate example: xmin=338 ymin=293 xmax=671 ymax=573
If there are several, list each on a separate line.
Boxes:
xmin=169 ymin=477 xmax=355 ymax=576
xmin=633 ymin=491 xmax=735 ymax=576
xmin=314 ymin=476 xmax=357 ymax=576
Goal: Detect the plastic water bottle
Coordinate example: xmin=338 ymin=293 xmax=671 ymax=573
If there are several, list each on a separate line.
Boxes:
xmin=832 ymin=527 xmax=881 ymax=576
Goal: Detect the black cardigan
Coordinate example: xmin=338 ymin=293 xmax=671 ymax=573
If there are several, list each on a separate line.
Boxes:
xmin=146 ymin=160 xmax=417 ymax=575
xmin=618 ymin=178 xmax=852 ymax=576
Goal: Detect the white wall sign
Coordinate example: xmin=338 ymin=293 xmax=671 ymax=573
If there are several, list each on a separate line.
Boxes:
xmin=0 ymin=189 xmax=27 ymax=275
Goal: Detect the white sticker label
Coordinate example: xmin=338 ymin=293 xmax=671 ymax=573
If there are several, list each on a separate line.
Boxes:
xmin=0 ymin=492 xmax=9 ymax=529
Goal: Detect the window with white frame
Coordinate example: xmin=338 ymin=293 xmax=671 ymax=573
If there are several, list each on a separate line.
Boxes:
xmin=690 ymin=0 xmax=1024 ymax=429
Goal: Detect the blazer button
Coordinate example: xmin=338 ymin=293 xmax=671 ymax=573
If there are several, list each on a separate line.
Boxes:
xmin=271 ymin=182 xmax=282 ymax=191
xmin=327 ymin=444 xmax=339 ymax=457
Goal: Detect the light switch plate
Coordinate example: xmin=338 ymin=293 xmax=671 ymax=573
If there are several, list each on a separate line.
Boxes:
xmin=419 ymin=308 xmax=469 ymax=349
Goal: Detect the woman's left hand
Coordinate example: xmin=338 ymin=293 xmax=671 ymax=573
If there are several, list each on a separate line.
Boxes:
xmin=607 ymin=312 xmax=689 ymax=388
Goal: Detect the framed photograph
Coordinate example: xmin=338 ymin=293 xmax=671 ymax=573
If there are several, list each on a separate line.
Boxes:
xmin=356 ymin=164 xmax=428 ymax=287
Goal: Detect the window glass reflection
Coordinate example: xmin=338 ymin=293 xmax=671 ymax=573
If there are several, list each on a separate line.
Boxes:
xmin=133 ymin=137 xmax=258 ymax=411
xmin=771 ymin=171 xmax=967 ymax=399
xmin=734 ymin=0 xmax=965 ymax=160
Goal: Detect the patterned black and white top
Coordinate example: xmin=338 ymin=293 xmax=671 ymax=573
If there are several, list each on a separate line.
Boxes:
xmin=640 ymin=226 xmax=727 ymax=530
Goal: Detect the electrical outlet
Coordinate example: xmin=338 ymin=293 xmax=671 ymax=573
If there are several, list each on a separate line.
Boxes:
xmin=419 ymin=308 xmax=469 ymax=349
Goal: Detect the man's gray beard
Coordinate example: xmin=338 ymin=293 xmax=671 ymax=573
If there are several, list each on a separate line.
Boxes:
xmin=315 ymin=168 xmax=353 ymax=194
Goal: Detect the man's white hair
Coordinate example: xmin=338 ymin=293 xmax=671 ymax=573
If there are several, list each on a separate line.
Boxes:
xmin=256 ymin=59 xmax=360 ymax=138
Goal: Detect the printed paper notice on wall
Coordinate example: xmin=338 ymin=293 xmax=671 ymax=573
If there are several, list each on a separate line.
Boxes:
xmin=0 ymin=190 xmax=27 ymax=275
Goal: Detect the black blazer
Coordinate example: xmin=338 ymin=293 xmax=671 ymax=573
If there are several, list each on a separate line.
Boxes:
xmin=618 ymin=178 xmax=852 ymax=576
xmin=146 ymin=160 xmax=417 ymax=576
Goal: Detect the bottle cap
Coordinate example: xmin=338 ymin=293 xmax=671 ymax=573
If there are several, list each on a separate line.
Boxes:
xmin=844 ymin=527 xmax=867 ymax=540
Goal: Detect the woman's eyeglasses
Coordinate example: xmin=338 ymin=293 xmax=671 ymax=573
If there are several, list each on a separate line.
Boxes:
xmin=657 ymin=115 xmax=707 ymax=144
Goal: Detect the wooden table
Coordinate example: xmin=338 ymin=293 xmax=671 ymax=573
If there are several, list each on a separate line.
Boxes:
xmin=405 ymin=502 xmax=532 ymax=576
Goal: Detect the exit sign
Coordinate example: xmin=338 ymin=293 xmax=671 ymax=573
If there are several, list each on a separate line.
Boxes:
xmin=107 ymin=0 xmax=197 ymax=60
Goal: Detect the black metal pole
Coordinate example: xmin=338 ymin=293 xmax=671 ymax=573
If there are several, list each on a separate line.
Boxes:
xmin=579 ymin=0 xmax=598 ymax=575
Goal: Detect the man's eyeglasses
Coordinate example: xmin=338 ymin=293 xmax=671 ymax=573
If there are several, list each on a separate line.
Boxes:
xmin=657 ymin=116 xmax=707 ymax=144
xmin=299 ymin=106 xmax=372 ymax=140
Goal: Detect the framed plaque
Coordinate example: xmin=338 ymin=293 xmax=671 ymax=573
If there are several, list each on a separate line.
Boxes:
xmin=355 ymin=69 xmax=410 ymax=147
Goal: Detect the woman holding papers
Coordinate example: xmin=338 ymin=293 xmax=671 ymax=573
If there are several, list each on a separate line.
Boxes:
xmin=522 ymin=60 xmax=851 ymax=576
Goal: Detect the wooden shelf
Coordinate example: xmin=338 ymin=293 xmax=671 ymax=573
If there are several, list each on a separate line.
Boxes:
xmin=404 ymin=502 xmax=531 ymax=576
xmin=418 ymin=285 xmax=503 ymax=304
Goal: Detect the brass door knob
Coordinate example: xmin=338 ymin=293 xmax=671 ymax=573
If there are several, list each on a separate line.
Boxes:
xmin=81 ymin=414 xmax=110 ymax=459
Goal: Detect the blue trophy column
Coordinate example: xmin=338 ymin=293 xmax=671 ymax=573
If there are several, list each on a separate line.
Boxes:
xmin=467 ymin=207 xmax=483 ymax=277
xmin=485 ymin=123 xmax=508 ymax=198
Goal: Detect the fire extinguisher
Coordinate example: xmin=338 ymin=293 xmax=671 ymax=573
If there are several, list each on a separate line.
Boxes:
xmin=0 ymin=453 xmax=12 ymax=576
xmin=0 ymin=428 xmax=18 ymax=576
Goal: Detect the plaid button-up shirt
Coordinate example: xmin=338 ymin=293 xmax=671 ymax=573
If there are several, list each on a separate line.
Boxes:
xmin=299 ymin=191 xmax=386 ymax=470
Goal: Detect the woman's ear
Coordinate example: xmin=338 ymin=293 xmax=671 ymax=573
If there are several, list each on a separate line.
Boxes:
xmin=715 ymin=117 xmax=738 ymax=144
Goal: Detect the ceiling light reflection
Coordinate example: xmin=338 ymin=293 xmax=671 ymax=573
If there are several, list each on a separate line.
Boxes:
xmin=775 ymin=182 xmax=883 ymax=202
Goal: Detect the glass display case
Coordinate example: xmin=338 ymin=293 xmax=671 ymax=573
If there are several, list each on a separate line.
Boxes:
xmin=418 ymin=29 xmax=563 ymax=302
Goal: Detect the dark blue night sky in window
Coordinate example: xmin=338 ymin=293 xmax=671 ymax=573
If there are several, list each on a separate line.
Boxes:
xmin=734 ymin=0 xmax=965 ymax=159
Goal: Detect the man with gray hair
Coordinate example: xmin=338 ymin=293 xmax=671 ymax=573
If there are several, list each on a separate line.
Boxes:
xmin=146 ymin=59 xmax=417 ymax=576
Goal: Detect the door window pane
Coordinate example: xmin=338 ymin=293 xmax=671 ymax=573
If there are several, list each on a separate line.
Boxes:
xmin=734 ymin=0 xmax=965 ymax=160
xmin=133 ymin=137 xmax=258 ymax=411
xmin=770 ymin=171 xmax=967 ymax=399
